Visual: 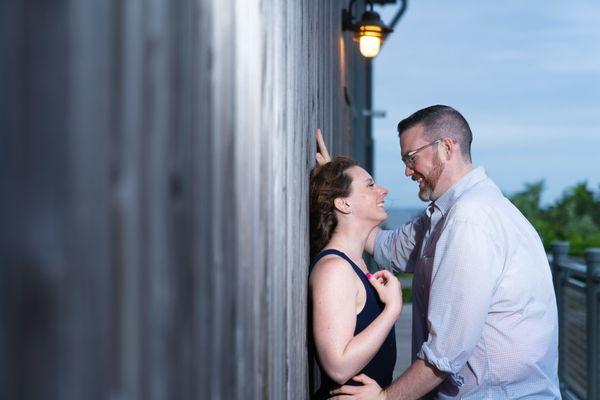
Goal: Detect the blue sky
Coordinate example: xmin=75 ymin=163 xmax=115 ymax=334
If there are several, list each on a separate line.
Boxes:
xmin=372 ymin=0 xmax=600 ymax=209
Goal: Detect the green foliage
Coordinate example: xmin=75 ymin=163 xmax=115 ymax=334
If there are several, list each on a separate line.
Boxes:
xmin=509 ymin=181 xmax=600 ymax=256
xmin=396 ymin=272 xmax=413 ymax=303
xmin=402 ymin=287 xmax=413 ymax=304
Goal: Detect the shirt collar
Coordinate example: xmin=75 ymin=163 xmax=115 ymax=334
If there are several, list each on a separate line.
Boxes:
xmin=430 ymin=166 xmax=487 ymax=216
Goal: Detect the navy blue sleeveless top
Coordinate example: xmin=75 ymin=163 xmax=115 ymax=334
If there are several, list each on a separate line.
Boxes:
xmin=310 ymin=249 xmax=396 ymax=399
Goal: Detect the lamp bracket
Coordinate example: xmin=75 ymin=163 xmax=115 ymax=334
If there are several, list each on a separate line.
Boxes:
xmin=342 ymin=0 xmax=359 ymax=32
xmin=342 ymin=0 xmax=408 ymax=33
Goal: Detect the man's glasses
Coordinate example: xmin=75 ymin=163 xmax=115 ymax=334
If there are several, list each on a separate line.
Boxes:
xmin=401 ymin=139 xmax=442 ymax=169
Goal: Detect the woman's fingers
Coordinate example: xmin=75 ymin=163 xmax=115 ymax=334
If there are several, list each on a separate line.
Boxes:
xmin=366 ymin=272 xmax=383 ymax=287
xmin=372 ymin=270 xmax=390 ymax=285
xmin=315 ymin=128 xmax=332 ymax=165
xmin=366 ymin=273 xmax=387 ymax=299
xmin=367 ymin=270 xmax=402 ymax=314
xmin=372 ymin=269 xmax=390 ymax=279
xmin=372 ymin=270 xmax=401 ymax=288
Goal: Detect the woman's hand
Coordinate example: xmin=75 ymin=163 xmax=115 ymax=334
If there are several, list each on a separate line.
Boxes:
xmin=367 ymin=270 xmax=402 ymax=317
xmin=315 ymin=128 xmax=332 ymax=165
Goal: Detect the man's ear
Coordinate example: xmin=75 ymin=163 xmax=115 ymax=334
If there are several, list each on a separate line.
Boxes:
xmin=441 ymin=137 xmax=453 ymax=160
xmin=333 ymin=197 xmax=352 ymax=214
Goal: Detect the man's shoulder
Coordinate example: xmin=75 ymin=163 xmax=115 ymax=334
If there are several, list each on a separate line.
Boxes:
xmin=449 ymin=179 xmax=506 ymax=221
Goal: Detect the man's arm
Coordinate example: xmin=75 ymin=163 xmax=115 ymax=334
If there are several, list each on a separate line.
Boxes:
xmin=383 ymin=359 xmax=446 ymax=400
xmin=416 ymin=216 xmax=500 ymax=376
xmin=329 ymin=359 xmax=445 ymax=400
xmin=371 ymin=215 xmax=425 ymax=273
xmin=365 ymin=226 xmax=380 ymax=255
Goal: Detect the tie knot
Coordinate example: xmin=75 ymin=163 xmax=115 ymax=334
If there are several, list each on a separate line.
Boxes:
xmin=427 ymin=203 xmax=436 ymax=217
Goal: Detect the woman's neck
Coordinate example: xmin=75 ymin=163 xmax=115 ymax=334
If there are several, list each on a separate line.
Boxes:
xmin=325 ymin=221 xmax=376 ymax=267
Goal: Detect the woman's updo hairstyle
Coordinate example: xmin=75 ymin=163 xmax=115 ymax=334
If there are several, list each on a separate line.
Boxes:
xmin=309 ymin=156 xmax=357 ymax=259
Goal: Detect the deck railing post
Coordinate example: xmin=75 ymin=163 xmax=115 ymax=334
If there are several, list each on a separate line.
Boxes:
xmin=585 ymin=248 xmax=600 ymax=400
xmin=551 ymin=241 xmax=569 ymax=386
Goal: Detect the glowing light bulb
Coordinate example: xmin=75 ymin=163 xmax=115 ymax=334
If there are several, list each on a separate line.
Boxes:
xmin=359 ymin=35 xmax=381 ymax=58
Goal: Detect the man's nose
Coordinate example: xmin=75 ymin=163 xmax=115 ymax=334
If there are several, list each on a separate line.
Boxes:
xmin=404 ymin=164 xmax=414 ymax=177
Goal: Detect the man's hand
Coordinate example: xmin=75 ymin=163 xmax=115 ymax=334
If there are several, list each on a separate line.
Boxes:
xmin=328 ymin=374 xmax=387 ymax=400
xmin=315 ymin=128 xmax=332 ymax=165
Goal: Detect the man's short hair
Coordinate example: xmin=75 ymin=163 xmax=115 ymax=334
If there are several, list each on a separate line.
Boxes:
xmin=397 ymin=105 xmax=473 ymax=162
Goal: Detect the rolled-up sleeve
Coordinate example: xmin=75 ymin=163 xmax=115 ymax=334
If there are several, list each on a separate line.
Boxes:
xmin=417 ymin=216 xmax=502 ymax=378
xmin=374 ymin=215 xmax=425 ymax=273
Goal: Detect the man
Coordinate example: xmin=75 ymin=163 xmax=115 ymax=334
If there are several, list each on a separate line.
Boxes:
xmin=316 ymin=105 xmax=560 ymax=399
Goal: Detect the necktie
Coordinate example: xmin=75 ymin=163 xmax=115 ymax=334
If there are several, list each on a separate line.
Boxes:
xmin=419 ymin=203 xmax=436 ymax=258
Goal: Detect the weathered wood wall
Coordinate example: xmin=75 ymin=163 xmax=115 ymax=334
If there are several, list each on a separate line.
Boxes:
xmin=0 ymin=0 xmax=372 ymax=399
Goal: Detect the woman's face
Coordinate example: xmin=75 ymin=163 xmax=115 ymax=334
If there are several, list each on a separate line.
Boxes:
xmin=345 ymin=166 xmax=389 ymax=223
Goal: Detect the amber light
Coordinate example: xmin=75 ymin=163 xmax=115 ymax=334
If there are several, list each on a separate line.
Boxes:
xmin=356 ymin=25 xmax=384 ymax=58
xmin=343 ymin=5 xmax=392 ymax=59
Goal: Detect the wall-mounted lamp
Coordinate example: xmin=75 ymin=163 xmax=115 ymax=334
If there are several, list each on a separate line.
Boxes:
xmin=342 ymin=0 xmax=407 ymax=59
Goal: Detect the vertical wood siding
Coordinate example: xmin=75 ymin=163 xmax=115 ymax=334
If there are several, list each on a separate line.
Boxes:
xmin=0 ymin=0 xmax=371 ymax=399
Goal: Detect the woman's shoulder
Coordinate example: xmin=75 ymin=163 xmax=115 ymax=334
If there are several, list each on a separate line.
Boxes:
xmin=309 ymin=254 xmax=361 ymax=306
xmin=309 ymin=253 xmax=357 ymax=288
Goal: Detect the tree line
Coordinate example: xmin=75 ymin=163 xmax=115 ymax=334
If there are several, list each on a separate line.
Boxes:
xmin=509 ymin=181 xmax=600 ymax=256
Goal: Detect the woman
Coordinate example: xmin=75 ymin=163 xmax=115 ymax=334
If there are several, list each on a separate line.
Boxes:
xmin=309 ymin=156 xmax=402 ymax=399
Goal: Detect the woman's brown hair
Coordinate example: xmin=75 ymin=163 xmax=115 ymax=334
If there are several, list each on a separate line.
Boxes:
xmin=309 ymin=156 xmax=357 ymax=259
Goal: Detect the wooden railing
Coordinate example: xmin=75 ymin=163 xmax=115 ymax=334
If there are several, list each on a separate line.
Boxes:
xmin=551 ymin=242 xmax=600 ymax=400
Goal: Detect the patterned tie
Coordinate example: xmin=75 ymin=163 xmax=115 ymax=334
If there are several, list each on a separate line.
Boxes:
xmin=425 ymin=203 xmax=436 ymax=236
xmin=419 ymin=203 xmax=436 ymax=258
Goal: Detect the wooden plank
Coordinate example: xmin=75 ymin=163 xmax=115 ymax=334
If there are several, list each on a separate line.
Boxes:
xmin=0 ymin=0 xmax=70 ymax=397
xmin=0 ymin=1 xmax=371 ymax=399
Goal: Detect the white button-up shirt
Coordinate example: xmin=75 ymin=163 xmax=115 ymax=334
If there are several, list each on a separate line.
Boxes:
xmin=374 ymin=167 xmax=561 ymax=399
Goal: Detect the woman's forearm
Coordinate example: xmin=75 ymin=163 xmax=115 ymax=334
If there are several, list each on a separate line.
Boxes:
xmin=322 ymin=305 xmax=401 ymax=384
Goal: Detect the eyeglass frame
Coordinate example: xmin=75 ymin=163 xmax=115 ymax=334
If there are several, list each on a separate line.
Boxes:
xmin=401 ymin=138 xmax=442 ymax=169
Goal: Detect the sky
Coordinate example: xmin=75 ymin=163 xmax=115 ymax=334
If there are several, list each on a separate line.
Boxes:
xmin=371 ymin=0 xmax=600 ymax=209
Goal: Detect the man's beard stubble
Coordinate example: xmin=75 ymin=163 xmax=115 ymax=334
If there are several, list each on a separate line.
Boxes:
xmin=418 ymin=153 xmax=444 ymax=202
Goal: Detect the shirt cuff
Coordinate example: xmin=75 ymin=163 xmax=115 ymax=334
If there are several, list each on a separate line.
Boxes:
xmin=417 ymin=345 xmax=465 ymax=387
